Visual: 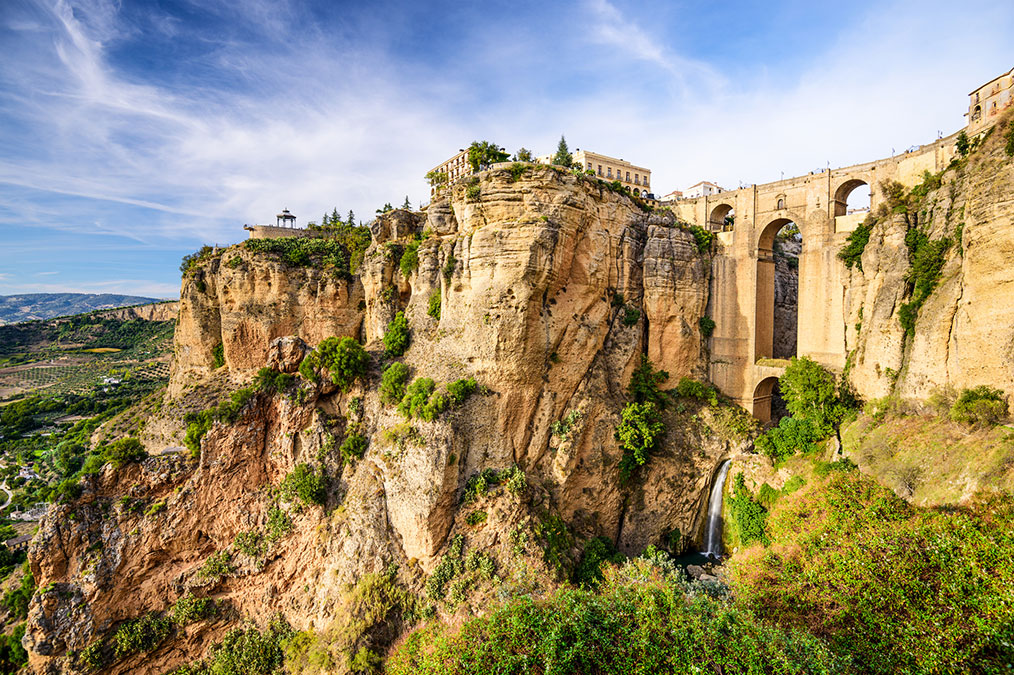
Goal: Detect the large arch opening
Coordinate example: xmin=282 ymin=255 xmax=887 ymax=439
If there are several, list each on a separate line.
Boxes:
xmin=833 ymin=179 xmax=870 ymax=216
xmin=752 ymin=376 xmax=779 ymax=424
xmin=708 ymin=203 xmax=735 ymax=231
xmin=756 ymin=218 xmax=801 ymax=361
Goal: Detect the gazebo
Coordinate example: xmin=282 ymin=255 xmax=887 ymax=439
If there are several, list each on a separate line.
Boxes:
xmin=276 ymin=209 xmax=296 ymax=228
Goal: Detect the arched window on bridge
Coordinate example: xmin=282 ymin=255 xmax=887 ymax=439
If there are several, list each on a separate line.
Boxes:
xmin=708 ymin=203 xmax=734 ymax=232
xmin=756 ymin=218 xmax=800 ymax=364
xmin=752 ymin=376 xmax=789 ymax=426
xmin=833 ymin=179 xmax=870 ymax=217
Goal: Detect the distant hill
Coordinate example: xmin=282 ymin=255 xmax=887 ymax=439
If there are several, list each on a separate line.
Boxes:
xmin=0 ymin=293 xmax=165 ymax=325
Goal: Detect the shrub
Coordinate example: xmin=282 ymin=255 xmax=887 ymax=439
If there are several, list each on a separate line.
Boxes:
xmin=113 ymin=612 xmax=172 ymax=657
xmin=426 ymin=534 xmax=465 ymax=600
xmin=446 ymin=377 xmax=477 ymax=404
xmin=2 ymin=568 xmax=33 ymax=619
xmin=383 ymin=312 xmax=410 ymax=357
xmin=0 ymin=622 xmax=28 ymax=671
xmin=244 ymin=233 xmax=370 ymax=277
xmin=280 ymin=463 xmax=326 ymax=506
xmin=265 ymin=506 xmax=292 ymax=542
xmin=898 ymin=233 xmax=951 ymax=335
xmin=956 ymin=130 xmax=970 ymax=156
xmin=688 ymin=225 xmax=714 ymax=253
xmin=390 ymin=565 xmax=842 ymax=675
xmin=622 ymin=306 xmax=640 ymax=326
xmin=171 ymin=594 xmax=216 ymax=626
xmin=550 ymin=409 xmax=582 ymax=439
xmin=299 ymin=336 xmax=370 ymax=391
xmin=754 ymin=416 xmax=823 ymax=461
xmin=203 ymin=617 xmax=293 ymax=675
xmin=465 ymin=510 xmax=487 ymax=526
xmin=698 ymin=315 xmax=716 ymax=338
xmin=731 ymin=471 xmax=1014 ymax=673
xmin=211 ymin=342 xmax=225 ymax=369
xmin=442 ymin=253 xmax=456 ymax=282
xmin=339 ymin=434 xmax=367 ymax=463
xmin=427 ymin=290 xmax=441 ymax=320
xmin=508 ymin=162 xmax=526 ymax=181
xmin=400 ymin=239 xmax=420 ymax=277
xmin=183 ymin=387 xmax=258 ymax=457
xmin=674 ymin=377 xmax=719 ymax=406
xmin=950 ymin=385 xmax=1008 ymax=426
xmin=197 ymin=551 xmax=233 ymax=583
xmin=727 ymin=473 xmax=768 ymax=545
xmin=253 ymin=367 xmax=293 ymax=393
xmin=180 ymin=245 xmax=215 ymax=275
xmin=233 ymin=530 xmax=264 ymax=558
xmin=573 ymin=536 xmax=623 ymax=589
xmin=627 ymin=355 xmax=669 ymax=409
xmin=379 ymin=362 xmax=410 ymax=406
xmin=397 ymin=378 xmax=448 ymax=421
xmin=102 ymin=437 xmax=146 ymax=468
xmin=465 ymin=184 xmax=481 ymax=201
xmin=616 ymin=401 xmax=665 ymax=482
xmin=838 ymin=220 xmax=873 ymax=271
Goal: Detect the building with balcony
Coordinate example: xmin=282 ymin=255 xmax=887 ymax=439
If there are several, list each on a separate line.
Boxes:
xmin=967 ymin=66 xmax=1014 ymax=134
xmin=427 ymin=148 xmax=471 ymax=196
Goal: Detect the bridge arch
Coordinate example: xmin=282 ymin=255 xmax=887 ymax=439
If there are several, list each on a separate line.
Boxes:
xmin=752 ymin=376 xmax=779 ymax=424
xmin=708 ymin=203 xmax=735 ymax=231
xmin=756 ymin=216 xmax=802 ymax=361
xmin=833 ymin=178 xmax=870 ymax=216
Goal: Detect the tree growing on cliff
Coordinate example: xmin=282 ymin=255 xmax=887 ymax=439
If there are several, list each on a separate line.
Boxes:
xmin=299 ymin=336 xmax=370 ymax=392
xmin=383 ymin=312 xmax=411 ymax=357
xmin=552 ymin=135 xmax=573 ymax=168
xmin=466 ymin=141 xmax=509 ymax=172
xmin=778 ymin=357 xmax=854 ymax=436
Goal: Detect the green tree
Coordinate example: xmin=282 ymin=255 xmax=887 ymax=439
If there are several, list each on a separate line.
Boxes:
xmin=466 ymin=141 xmax=509 ymax=172
xmin=955 ymin=130 xmax=970 ymax=157
xmin=552 ymin=135 xmax=573 ymax=168
xmin=402 ymin=195 xmax=411 ymax=209
xmin=514 ymin=147 xmax=534 ymax=162
xmin=616 ymin=401 xmax=665 ymax=481
xmin=778 ymin=357 xmax=853 ymax=436
xmin=425 ymin=170 xmax=448 ymax=189
xmin=298 ymin=336 xmax=370 ymax=392
xmin=347 ymin=210 xmax=356 ymax=227
xmin=383 ymin=312 xmax=410 ymax=357
xmin=376 ymin=203 xmax=393 ymax=215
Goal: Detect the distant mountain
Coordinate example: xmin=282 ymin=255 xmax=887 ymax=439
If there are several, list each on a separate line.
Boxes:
xmin=0 ymin=293 xmax=165 ymax=325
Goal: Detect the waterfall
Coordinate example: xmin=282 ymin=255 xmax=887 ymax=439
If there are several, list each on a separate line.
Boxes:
xmin=703 ymin=460 xmax=732 ymax=559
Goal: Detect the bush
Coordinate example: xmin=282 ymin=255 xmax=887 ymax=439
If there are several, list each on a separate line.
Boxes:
xmin=674 ymin=377 xmax=719 ymax=406
xmin=383 ymin=312 xmax=410 ymax=357
xmin=265 ymin=507 xmax=292 ymax=542
xmin=397 ymin=378 xmax=449 ymax=421
xmin=245 ymin=233 xmax=370 ymax=277
xmin=698 ymin=315 xmax=715 ymax=338
xmin=379 ymin=362 xmax=410 ymax=406
xmin=465 ymin=510 xmax=487 ymax=526
xmin=898 ymin=233 xmax=951 ymax=335
xmin=183 ymin=387 xmax=258 ymax=457
xmin=253 ymin=367 xmax=293 ymax=393
xmin=339 ymin=434 xmax=367 ymax=463
xmin=727 ymin=473 xmax=768 ymax=546
xmin=838 ymin=220 xmax=873 ymax=271
xmin=299 ymin=336 xmax=370 ymax=392
xmin=446 ymin=378 xmax=477 ymax=405
xmin=2 ymin=568 xmax=33 ymax=619
xmin=616 ymin=401 xmax=665 ymax=482
xmin=197 ymin=551 xmax=233 ymax=583
xmin=627 ymin=355 xmax=669 ymax=409
xmin=621 ymin=306 xmax=641 ymax=326
xmin=400 ymin=239 xmax=420 ymax=277
xmin=280 ymin=463 xmax=326 ymax=506
xmin=180 ymin=245 xmax=215 ymax=275
xmin=203 ymin=617 xmax=293 ymax=675
xmin=113 ymin=612 xmax=172 ymax=657
xmin=550 ymin=409 xmax=582 ymax=439
xmin=0 ymin=622 xmax=28 ymax=671
xmin=442 ymin=253 xmax=457 ymax=282
xmin=211 ymin=342 xmax=225 ymax=369
xmin=731 ymin=471 xmax=1014 ymax=673
xmin=390 ymin=564 xmax=843 ymax=675
xmin=754 ymin=416 xmax=823 ymax=461
xmin=426 ymin=534 xmax=465 ymax=600
xmin=688 ymin=225 xmax=715 ymax=253
xmin=427 ymin=290 xmax=441 ymax=320
xmin=171 ymin=594 xmax=216 ymax=626
xmin=950 ymin=385 xmax=1009 ymax=426
xmin=573 ymin=536 xmax=623 ymax=589
xmin=102 ymin=437 xmax=146 ymax=468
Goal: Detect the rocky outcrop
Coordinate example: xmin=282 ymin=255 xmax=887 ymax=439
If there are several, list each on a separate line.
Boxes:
xmin=26 ymin=164 xmax=737 ymax=674
xmin=93 ymin=301 xmax=179 ymax=323
xmin=843 ymin=118 xmax=1014 ymax=403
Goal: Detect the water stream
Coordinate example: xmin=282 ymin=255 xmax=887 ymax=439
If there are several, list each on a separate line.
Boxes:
xmin=703 ymin=460 xmax=732 ymax=559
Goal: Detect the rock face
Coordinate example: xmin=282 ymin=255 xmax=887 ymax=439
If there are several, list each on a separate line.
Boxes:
xmin=843 ymin=120 xmax=1014 ymax=403
xmin=773 ymin=237 xmax=800 ymax=360
xmin=25 ymin=164 xmax=744 ymax=674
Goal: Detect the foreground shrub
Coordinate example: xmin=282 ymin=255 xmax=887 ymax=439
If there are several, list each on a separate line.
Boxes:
xmin=727 ymin=473 xmax=768 ymax=545
xmin=298 ymin=336 xmax=370 ymax=391
xmin=391 ymin=562 xmax=843 ymax=675
xmin=754 ymin=416 xmax=823 ymax=461
xmin=102 ymin=437 xmax=146 ymax=468
xmin=837 ymin=220 xmax=873 ymax=271
xmin=616 ymin=401 xmax=665 ymax=482
xmin=778 ymin=357 xmax=854 ymax=436
xmin=730 ymin=471 xmax=1014 ymax=673
xmin=950 ymin=385 xmax=1008 ymax=426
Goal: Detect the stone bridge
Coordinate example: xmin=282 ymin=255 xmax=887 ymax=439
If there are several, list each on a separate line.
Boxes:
xmin=672 ymin=131 xmax=962 ymax=422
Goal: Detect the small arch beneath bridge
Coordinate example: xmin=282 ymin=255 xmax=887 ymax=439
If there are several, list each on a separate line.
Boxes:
xmin=708 ymin=203 xmax=735 ymax=231
xmin=833 ymin=179 xmax=870 ymax=217
xmin=752 ymin=376 xmax=779 ymax=424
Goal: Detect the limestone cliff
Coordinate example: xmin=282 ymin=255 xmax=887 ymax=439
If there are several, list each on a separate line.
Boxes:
xmin=843 ymin=119 xmax=1014 ymax=403
xmin=24 ymin=164 xmax=747 ymax=674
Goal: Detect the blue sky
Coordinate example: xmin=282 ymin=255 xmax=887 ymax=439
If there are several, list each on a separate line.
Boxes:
xmin=0 ymin=0 xmax=1011 ymax=298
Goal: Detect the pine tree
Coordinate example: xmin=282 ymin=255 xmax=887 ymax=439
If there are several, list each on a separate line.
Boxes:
xmin=331 ymin=208 xmax=340 ymax=227
xmin=402 ymin=195 xmax=411 ymax=209
xmin=552 ymin=135 xmax=573 ymax=168
xmin=347 ymin=210 xmax=356 ymax=227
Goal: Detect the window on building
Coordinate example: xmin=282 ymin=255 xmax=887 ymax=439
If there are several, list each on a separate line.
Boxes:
xmin=598 ymin=165 xmax=602 ymax=176
xmin=626 ymin=171 xmax=630 ymax=181
xmin=607 ymin=168 xmax=612 ymax=177
xmin=587 ymin=162 xmax=593 ymax=170
xmin=635 ymin=175 xmax=640 ymax=185
xmin=777 ymin=198 xmax=785 ymax=209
